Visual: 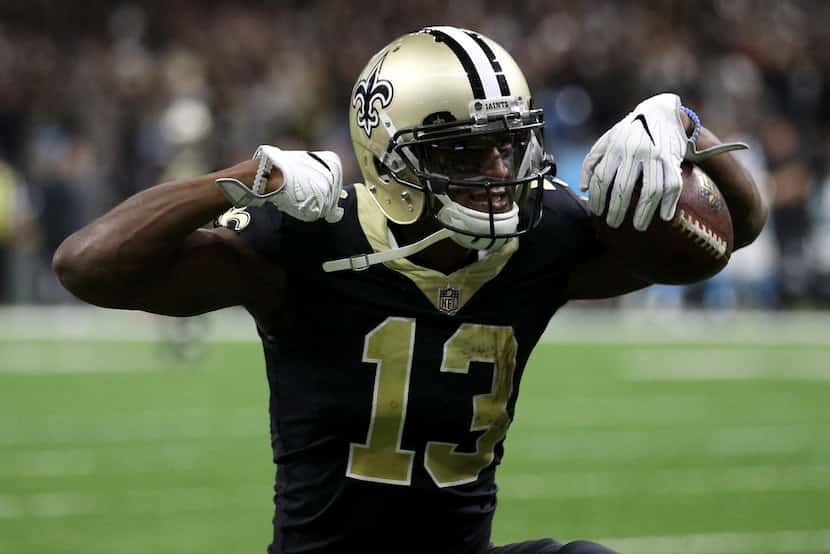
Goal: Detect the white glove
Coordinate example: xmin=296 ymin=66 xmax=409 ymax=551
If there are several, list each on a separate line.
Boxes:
xmin=216 ymin=146 xmax=344 ymax=223
xmin=579 ymin=93 xmax=686 ymax=231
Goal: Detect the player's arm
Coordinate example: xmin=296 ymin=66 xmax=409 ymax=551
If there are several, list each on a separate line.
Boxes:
xmin=691 ymin=126 xmax=767 ymax=250
xmin=52 ymin=160 xmax=285 ymax=316
xmin=54 ymin=146 xmax=343 ymax=317
xmin=565 ymin=252 xmax=651 ymax=300
xmin=567 ymin=108 xmax=767 ymax=300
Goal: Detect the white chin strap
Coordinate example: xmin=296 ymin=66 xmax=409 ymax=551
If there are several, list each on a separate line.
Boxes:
xmin=434 ymin=194 xmax=518 ymax=250
xmin=322 ymin=228 xmax=455 ymax=272
xmin=322 ymin=199 xmax=519 ymax=273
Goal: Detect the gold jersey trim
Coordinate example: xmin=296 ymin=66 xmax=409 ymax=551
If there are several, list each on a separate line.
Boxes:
xmin=354 ymin=183 xmax=518 ymax=314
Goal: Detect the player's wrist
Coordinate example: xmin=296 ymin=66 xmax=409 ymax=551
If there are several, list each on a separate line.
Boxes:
xmin=215 ymin=147 xmax=343 ymax=222
xmin=681 ymin=109 xmax=748 ymax=164
xmin=212 ymin=159 xmax=284 ymax=196
xmin=251 ymin=148 xmax=285 ymax=195
xmin=267 ymin=168 xmax=284 ymax=194
xmin=214 ymin=159 xmax=259 ymax=186
xmin=679 ymin=105 xmax=701 ymax=144
xmin=679 ymin=110 xmax=692 ymax=136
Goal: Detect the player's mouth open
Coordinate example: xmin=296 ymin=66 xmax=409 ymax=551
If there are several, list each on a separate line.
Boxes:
xmin=448 ymin=186 xmax=514 ymax=213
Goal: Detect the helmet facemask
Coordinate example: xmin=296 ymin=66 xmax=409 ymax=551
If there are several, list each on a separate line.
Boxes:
xmin=379 ymin=97 xmax=554 ymax=250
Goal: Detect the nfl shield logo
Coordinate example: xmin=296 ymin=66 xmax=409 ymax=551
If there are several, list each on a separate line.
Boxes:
xmin=438 ymin=286 xmax=461 ymax=315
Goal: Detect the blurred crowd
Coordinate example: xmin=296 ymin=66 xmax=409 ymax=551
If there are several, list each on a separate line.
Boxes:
xmin=0 ymin=0 xmax=828 ymax=309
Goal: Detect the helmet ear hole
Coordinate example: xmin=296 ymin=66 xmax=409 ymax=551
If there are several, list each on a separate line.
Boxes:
xmin=373 ymin=157 xmax=392 ymax=183
xmin=375 ymin=154 xmax=423 ymax=190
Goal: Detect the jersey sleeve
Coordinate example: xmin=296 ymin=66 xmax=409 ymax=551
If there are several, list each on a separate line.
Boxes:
xmin=538 ymin=180 xmax=604 ymax=265
xmin=214 ymin=205 xmax=285 ymax=263
xmin=213 ymin=199 xmax=347 ymax=271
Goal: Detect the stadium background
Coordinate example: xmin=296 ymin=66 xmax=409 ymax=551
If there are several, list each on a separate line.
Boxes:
xmin=0 ymin=1 xmax=828 ymax=553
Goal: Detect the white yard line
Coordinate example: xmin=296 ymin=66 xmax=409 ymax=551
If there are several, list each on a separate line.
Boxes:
xmin=509 ymin=423 xmax=826 ymax=462
xmin=623 ymin=348 xmax=830 ymax=381
xmin=0 ymin=407 xmax=265 ymax=446
xmin=543 ymin=308 xmax=830 ymax=345
xmin=0 ymin=492 xmax=98 ymax=519
xmin=516 ymin=394 xmax=829 ymax=430
xmin=0 ymin=345 xmax=174 ymax=374
xmin=0 ymin=306 xmax=253 ymax=342
xmin=0 ymin=306 xmax=828 ymax=345
xmin=0 ymin=443 xmax=210 ymax=478
xmin=0 ymin=487 xmax=232 ymax=519
xmin=499 ymin=463 xmax=830 ymax=499
xmin=1 ymin=411 xmax=822 ymax=464
xmin=599 ymin=528 xmax=830 ymax=553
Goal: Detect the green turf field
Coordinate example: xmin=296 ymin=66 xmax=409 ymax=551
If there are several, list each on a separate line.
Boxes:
xmin=1 ymin=338 xmax=828 ymax=553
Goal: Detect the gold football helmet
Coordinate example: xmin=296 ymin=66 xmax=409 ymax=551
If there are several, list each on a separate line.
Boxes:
xmin=349 ymin=26 xmax=554 ymax=251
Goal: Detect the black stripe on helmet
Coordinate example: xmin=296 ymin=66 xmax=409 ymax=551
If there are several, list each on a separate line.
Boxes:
xmin=425 ymin=28 xmax=486 ymax=99
xmin=465 ymin=31 xmax=511 ymax=96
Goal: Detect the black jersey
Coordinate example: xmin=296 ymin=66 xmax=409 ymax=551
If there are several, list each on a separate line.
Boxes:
xmin=220 ymin=181 xmax=601 ymax=554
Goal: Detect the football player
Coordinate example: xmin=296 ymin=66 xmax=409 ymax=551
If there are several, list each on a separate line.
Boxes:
xmin=53 ymin=26 xmax=766 ymax=554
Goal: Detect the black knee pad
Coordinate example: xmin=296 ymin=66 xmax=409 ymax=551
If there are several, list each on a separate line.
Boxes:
xmin=558 ymin=540 xmax=619 ymax=554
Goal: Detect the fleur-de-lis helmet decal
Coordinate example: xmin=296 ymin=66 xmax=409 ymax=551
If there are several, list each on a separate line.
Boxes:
xmin=352 ymin=54 xmax=394 ymax=138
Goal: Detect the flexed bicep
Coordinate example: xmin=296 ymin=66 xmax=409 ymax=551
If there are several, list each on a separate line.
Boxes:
xmin=53 ymin=159 xmax=287 ymax=316
xmin=129 ymin=226 xmax=286 ymax=317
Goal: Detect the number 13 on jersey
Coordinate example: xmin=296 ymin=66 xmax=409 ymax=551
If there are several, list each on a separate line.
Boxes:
xmin=347 ymin=317 xmax=518 ymax=488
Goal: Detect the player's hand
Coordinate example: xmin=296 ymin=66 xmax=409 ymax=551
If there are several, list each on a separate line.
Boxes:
xmin=216 ymin=146 xmax=344 ymax=223
xmin=579 ymin=93 xmax=686 ymax=231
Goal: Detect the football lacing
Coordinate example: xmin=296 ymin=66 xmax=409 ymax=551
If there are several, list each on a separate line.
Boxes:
xmin=672 ymin=209 xmax=728 ymax=258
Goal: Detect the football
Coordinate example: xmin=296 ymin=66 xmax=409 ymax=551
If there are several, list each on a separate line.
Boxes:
xmin=592 ymin=162 xmax=734 ymax=285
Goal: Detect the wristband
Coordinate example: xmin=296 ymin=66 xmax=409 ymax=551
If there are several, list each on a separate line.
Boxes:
xmin=680 ymin=105 xmax=701 ymax=146
xmin=252 ymin=150 xmax=274 ymax=195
